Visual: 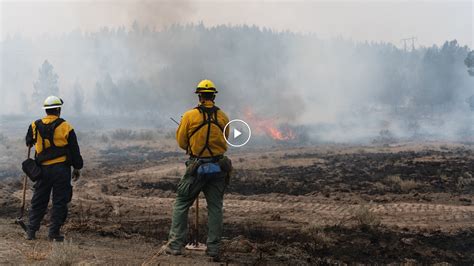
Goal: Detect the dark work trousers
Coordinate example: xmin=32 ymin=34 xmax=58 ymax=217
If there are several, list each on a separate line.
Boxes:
xmin=28 ymin=163 xmax=72 ymax=235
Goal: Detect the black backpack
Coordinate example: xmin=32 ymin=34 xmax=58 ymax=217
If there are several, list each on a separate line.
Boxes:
xmin=22 ymin=118 xmax=68 ymax=182
xmin=34 ymin=118 xmax=69 ymax=164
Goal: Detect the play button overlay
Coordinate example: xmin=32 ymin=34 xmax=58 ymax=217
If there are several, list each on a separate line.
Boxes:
xmin=224 ymin=119 xmax=251 ymax=147
xmin=233 ymin=129 xmax=242 ymax=139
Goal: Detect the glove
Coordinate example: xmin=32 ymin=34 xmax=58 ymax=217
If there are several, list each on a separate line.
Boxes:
xmin=25 ymin=137 xmax=35 ymax=147
xmin=72 ymin=169 xmax=81 ymax=181
xmin=25 ymin=126 xmax=35 ymax=147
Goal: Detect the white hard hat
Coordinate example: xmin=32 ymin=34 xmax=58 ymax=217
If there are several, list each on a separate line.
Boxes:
xmin=43 ymin=95 xmax=64 ymax=109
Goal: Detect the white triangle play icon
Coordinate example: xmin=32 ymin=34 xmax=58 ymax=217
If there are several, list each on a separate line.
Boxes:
xmin=223 ymin=119 xmax=251 ymax=147
xmin=233 ymin=128 xmax=242 ymax=139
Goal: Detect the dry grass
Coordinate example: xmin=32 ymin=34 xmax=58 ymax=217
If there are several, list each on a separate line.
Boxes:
xmin=76 ymin=201 xmax=93 ymax=227
xmin=456 ymin=174 xmax=474 ymax=189
xmin=385 ymin=175 xmax=421 ymax=192
xmin=23 ymin=242 xmax=52 ymax=261
xmin=110 ymin=129 xmax=158 ymax=141
xmin=111 ymin=129 xmax=135 ymax=140
xmin=142 ymin=244 xmax=168 ymax=265
xmin=99 ymin=133 xmax=110 ymax=143
xmin=303 ymin=224 xmax=333 ymax=245
xmin=373 ymin=182 xmax=387 ymax=191
xmin=221 ymin=235 xmax=256 ymax=253
xmin=67 ymin=201 xmax=97 ymax=232
xmin=165 ymin=166 xmax=182 ymax=177
xmin=48 ymin=239 xmax=80 ymax=266
xmin=351 ymin=204 xmax=381 ymax=228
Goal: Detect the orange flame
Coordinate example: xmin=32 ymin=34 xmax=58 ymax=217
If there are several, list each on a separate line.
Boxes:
xmin=243 ymin=108 xmax=296 ymax=141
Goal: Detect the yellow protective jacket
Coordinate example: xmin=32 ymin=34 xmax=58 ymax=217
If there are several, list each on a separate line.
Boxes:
xmin=26 ymin=115 xmax=83 ymax=168
xmin=176 ymin=101 xmax=229 ymax=158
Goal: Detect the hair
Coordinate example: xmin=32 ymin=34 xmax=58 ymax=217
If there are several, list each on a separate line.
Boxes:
xmin=198 ymin=92 xmax=216 ymax=101
xmin=45 ymin=107 xmax=61 ymax=116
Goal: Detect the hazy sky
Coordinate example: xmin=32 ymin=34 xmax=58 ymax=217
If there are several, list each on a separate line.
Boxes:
xmin=0 ymin=0 xmax=473 ymax=47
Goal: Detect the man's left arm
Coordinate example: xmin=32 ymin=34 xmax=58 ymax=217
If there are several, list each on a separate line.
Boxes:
xmin=67 ymin=129 xmax=83 ymax=170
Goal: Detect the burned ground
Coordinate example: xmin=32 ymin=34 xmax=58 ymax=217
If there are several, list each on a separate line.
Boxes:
xmin=236 ymin=149 xmax=474 ymax=196
xmin=131 ymin=147 xmax=474 ymax=199
xmin=0 ymin=141 xmax=472 ymax=264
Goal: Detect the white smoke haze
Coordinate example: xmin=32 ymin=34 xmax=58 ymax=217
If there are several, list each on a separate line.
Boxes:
xmin=0 ymin=0 xmax=473 ymax=143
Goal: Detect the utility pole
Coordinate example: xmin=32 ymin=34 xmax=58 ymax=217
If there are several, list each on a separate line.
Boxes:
xmin=401 ymin=37 xmax=417 ymax=51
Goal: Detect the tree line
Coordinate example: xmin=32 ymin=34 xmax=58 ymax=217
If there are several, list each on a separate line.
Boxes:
xmin=2 ymin=23 xmax=472 ymax=129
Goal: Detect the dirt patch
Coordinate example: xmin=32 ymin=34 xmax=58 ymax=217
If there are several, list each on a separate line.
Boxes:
xmin=0 ymin=179 xmax=22 ymax=217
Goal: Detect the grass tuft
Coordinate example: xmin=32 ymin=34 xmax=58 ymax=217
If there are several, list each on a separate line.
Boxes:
xmin=48 ymin=239 xmax=80 ymax=266
xmin=385 ymin=175 xmax=421 ymax=192
xmin=351 ymin=203 xmax=381 ymax=228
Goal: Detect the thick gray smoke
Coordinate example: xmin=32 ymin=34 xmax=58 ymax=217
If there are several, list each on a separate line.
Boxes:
xmin=0 ymin=20 xmax=473 ymax=142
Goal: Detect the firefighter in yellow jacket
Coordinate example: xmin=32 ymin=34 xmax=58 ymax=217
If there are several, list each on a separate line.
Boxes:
xmin=166 ymin=80 xmax=231 ymax=258
xmin=25 ymin=96 xmax=83 ymax=241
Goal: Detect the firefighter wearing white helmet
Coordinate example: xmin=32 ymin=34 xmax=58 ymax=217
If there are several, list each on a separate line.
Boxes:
xmin=42 ymin=95 xmax=64 ymax=109
xmin=24 ymin=95 xmax=83 ymax=242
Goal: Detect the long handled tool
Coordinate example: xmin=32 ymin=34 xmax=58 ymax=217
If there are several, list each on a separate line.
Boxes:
xmin=185 ymin=194 xmax=207 ymax=251
xmin=171 ymin=117 xmax=206 ymax=251
xmin=170 ymin=117 xmax=180 ymax=126
xmin=15 ymin=147 xmax=31 ymax=233
xmin=194 ymin=196 xmax=200 ymax=245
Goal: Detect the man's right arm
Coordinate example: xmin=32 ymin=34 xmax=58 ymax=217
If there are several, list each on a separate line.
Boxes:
xmin=25 ymin=124 xmax=35 ymax=147
xmin=176 ymin=113 xmax=190 ymax=152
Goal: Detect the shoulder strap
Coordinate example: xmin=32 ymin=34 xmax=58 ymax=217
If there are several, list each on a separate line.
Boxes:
xmin=211 ymin=106 xmax=224 ymax=132
xmin=188 ymin=107 xmax=208 ymax=139
xmin=197 ymin=106 xmax=220 ymax=157
xmin=198 ymin=112 xmax=213 ymax=157
xmin=33 ymin=119 xmax=41 ymax=158
xmin=187 ymin=106 xmax=224 ymax=158
xmin=34 ymin=118 xmax=69 ymax=164
xmin=33 ymin=119 xmax=41 ymax=140
xmin=35 ymin=118 xmax=65 ymax=149
xmin=52 ymin=118 xmax=65 ymax=130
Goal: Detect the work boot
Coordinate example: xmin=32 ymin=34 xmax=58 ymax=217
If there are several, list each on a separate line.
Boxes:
xmin=26 ymin=230 xmax=36 ymax=240
xmin=164 ymin=246 xmax=182 ymax=256
xmin=205 ymin=249 xmax=220 ymax=261
xmin=48 ymin=232 xmax=64 ymax=242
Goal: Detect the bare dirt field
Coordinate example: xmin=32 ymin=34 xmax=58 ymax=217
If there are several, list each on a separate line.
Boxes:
xmin=0 ymin=134 xmax=473 ymax=264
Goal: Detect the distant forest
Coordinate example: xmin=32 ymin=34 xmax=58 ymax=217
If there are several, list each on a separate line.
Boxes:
xmin=1 ymin=23 xmax=472 ymax=138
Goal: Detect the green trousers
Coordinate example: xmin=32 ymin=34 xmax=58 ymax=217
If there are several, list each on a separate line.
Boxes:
xmin=168 ymin=170 xmax=226 ymax=252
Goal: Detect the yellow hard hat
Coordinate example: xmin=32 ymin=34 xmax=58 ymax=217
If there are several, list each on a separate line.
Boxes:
xmin=43 ymin=95 xmax=64 ymax=109
xmin=195 ymin=79 xmax=218 ymax=94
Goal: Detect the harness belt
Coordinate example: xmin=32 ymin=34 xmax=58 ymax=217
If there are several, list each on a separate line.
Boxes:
xmin=189 ymin=155 xmax=223 ymax=162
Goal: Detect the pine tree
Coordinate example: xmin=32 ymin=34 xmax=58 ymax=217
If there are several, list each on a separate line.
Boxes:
xmin=73 ymin=80 xmax=84 ymax=114
xmin=33 ymin=60 xmax=59 ymax=101
xmin=465 ymin=51 xmax=474 ymax=76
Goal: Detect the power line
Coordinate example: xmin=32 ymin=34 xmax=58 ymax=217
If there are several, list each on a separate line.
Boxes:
xmin=401 ymin=36 xmax=417 ymax=51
